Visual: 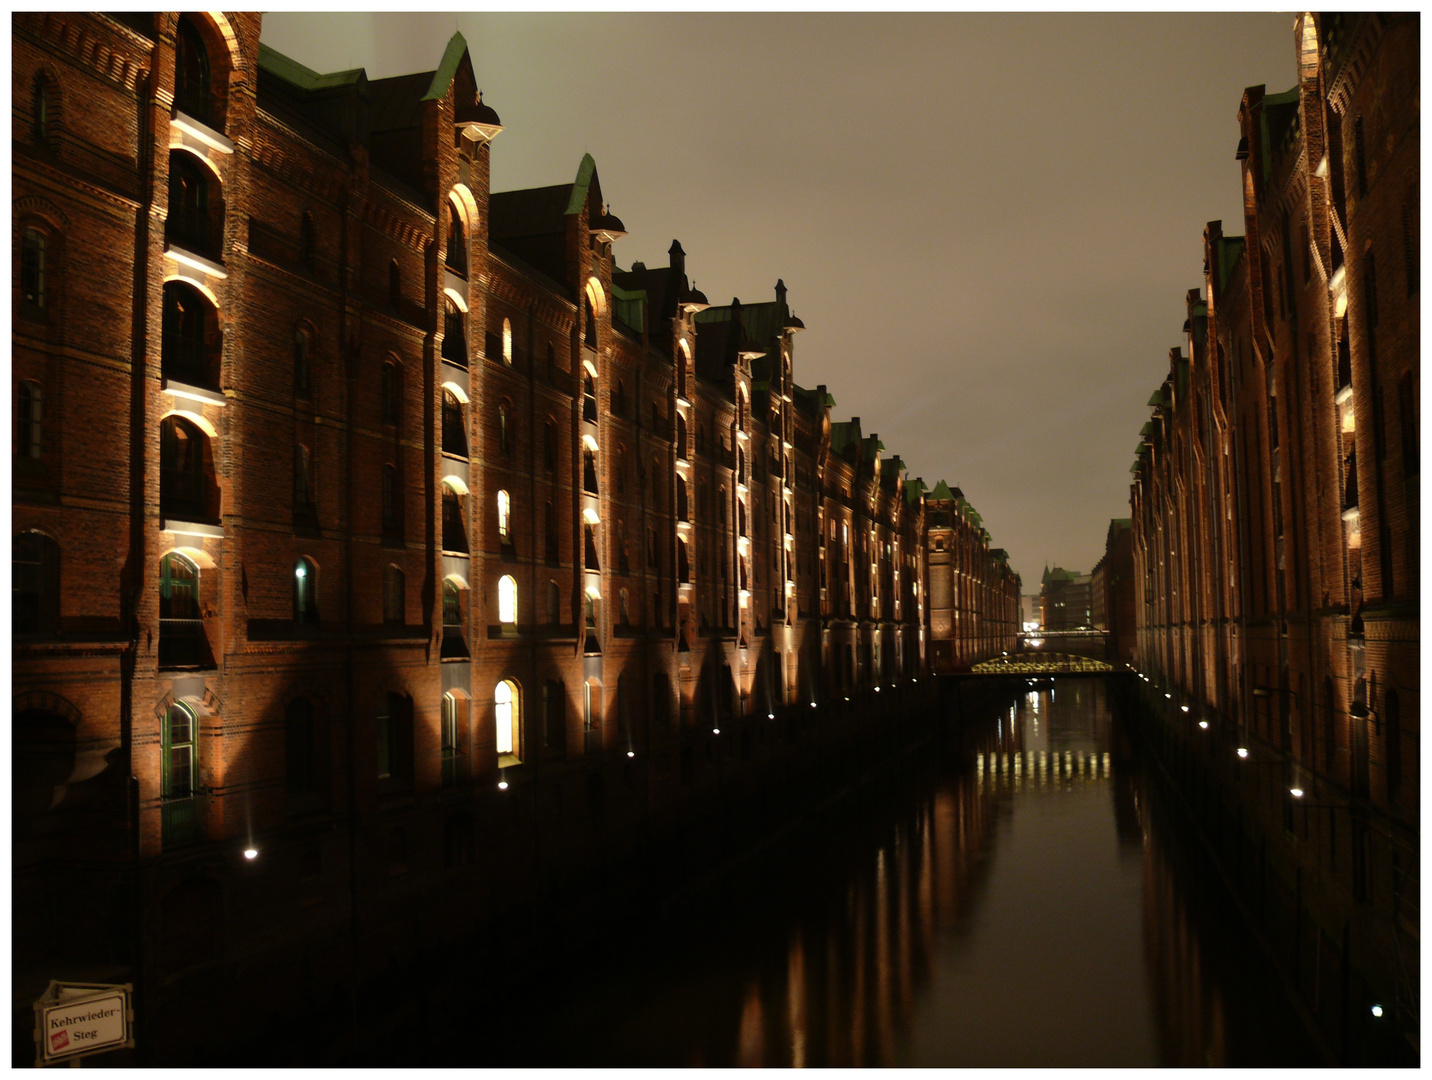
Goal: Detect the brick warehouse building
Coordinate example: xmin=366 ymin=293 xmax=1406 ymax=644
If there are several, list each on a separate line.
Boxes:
xmin=1129 ymin=13 xmax=1418 ymax=1059
xmin=11 ymin=13 xmax=1020 ymax=1061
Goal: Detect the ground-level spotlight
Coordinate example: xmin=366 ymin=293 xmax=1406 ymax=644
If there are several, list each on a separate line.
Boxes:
xmin=1198 ymin=720 xmax=1209 ymax=730
xmin=713 ymin=727 xmax=720 ymax=735
xmin=1180 ymin=704 xmax=1190 ymax=713
xmin=844 ymin=696 xmax=850 ymax=702
xmin=627 ymin=750 xmax=635 ymax=758
xmin=498 ymin=780 xmax=509 ymax=790
xmin=1371 ymin=1004 xmax=1384 ymax=1018
xmin=1164 ymin=693 xmax=1172 ymax=699
xmin=243 ymin=847 xmax=259 ymax=861
xmin=1237 ymin=747 xmax=1249 ymax=759
xmin=768 ymin=713 xmax=775 ymax=720
xmin=1290 ymin=787 xmax=1305 ymax=798
xmin=810 ymin=701 xmax=817 ymax=708
xmin=874 ymin=686 xmax=881 ymax=693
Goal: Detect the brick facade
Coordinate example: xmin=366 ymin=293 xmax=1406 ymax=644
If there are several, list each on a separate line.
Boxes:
xmin=12 ymin=13 xmax=1021 ymax=1061
xmin=1129 ymin=12 xmax=1418 ymax=1053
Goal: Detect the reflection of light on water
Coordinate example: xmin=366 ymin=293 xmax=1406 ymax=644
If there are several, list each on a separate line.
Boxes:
xmin=787 ymin=935 xmax=806 ymax=1067
xmin=737 ymin=979 xmax=765 ymax=1066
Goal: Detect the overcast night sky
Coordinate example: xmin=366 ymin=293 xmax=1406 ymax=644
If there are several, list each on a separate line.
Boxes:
xmin=262 ymin=12 xmax=1298 ymax=589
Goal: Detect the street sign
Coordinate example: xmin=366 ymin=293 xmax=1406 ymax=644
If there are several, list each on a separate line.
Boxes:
xmin=34 ymin=982 xmax=134 ymax=1067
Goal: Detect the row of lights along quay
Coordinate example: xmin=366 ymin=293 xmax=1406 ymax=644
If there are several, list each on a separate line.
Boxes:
xmin=1125 ymin=12 xmax=1418 ymax=1066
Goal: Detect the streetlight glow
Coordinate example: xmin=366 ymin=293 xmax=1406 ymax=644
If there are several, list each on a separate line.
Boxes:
xmin=1237 ymin=747 xmax=1249 ymax=759
xmin=243 ymin=847 xmax=258 ymax=861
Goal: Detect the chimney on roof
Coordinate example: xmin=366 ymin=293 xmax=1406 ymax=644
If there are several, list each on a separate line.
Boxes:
xmin=775 ymin=278 xmax=787 ymax=307
xmin=668 ymin=239 xmax=685 ymax=280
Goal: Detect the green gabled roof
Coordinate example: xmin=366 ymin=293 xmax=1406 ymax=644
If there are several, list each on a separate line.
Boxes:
xmin=564 ymin=153 xmax=597 ymax=216
xmin=422 ymin=31 xmax=469 ymax=101
xmin=258 ymin=42 xmax=365 ymax=90
xmin=1147 ymin=387 xmax=1166 ymax=408
xmin=930 ymin=480 xmax=955 ymax=502
xmin=905 ymin=477 xmax=928 ymax=506
xmin=1140 ymin=421 xmax=1153 ymax=437
xmin=611 ymin=283 xmax=646 ymax=335
xmin=980 ymin=528 xmax=990 ymax=543
xmin=1136 ymin=442 xmax=1147 ymax=456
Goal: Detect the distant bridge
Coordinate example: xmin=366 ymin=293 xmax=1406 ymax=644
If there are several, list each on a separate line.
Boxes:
xmin=970 ymin=651 xmax=1116 ymax=675
xmin=1016 ymin=627 xmax=1109 ymax=662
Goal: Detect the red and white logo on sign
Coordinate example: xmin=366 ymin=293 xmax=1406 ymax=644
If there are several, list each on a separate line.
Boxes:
xmin=50 ymin=1028 xmax=69 ymax=1053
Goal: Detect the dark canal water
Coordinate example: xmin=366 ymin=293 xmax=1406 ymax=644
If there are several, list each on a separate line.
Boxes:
xmin=460 ymin=678 xmax=1321 ymax=1067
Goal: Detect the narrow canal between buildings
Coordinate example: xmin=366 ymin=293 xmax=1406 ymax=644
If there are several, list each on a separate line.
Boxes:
xmin=453 ymin=678 xmax=1322 ymax=1067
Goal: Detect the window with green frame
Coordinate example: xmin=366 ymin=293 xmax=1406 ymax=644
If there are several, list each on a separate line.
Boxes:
xmin=162 ymin=703 xmax=200 ymax=845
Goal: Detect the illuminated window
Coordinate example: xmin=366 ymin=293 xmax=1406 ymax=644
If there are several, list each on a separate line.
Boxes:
xmin=497 ymin=489 xmax=511 ymax=540
xmin=162 ymin=702 xmax=199 ymax=844
xmin=502 ymin=318 xmax=513 ymax=364
xmin=495 ymin=679 xmax=519 ymax=759
xmin=293 ymin=556 xmax=318 ymax=624
xmin=498 ymin=574 xmax=517 ymax=624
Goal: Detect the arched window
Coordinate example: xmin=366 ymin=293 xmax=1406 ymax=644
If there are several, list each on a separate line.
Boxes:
xmin=32 ymin=75 xmax=52 ymax=147
xmin=495 ymin=680 xmax=519 ymax=759
xmin=544 ymin=419 xmax=557 ymax=471
xmin=383 ymin=564 xmax=404 ymax=625
xmin=616 ymin=445 xmax=626 ymax=494
xmin=293 ymin=326 xmax=310 ymax=396
xmin=160 ymin=415 xmax=216 ymax=522
xmin=584 ymin=293 xmax=597 ymax=348
xmin=498 ymin=574 xmax=517 ymax=625
xmin=544 ymin=501 xmax=558 ymax=562
xmin=174 ymin=16 xmax=211 ymax=124
xmin=497 ymin=489 xmax=511 ymax=541
xmin=300 ymin=212 xmax=316 ymax=270
xmin=676 ymin=414 xmax=687 ymax=460
xmin=497 ymin=403 xmax=511 ymax=457
xmin=441 ymin=692 xmax=465 ymax=787
xmin=547 ymin=580 xmax=561 ymax=624
xmin=442 ymin=485 xmax=467 ymax=553
xmin=443 ymin=299 xmax=467 ymax=365
xmin=677 ymin=537 xmax=690 ymax=583
xmin=614 ymin=380 xmax=626 ymax=417
xmin=446 ymin=206 xmax=467 ymax=276
xmin=20 ymin=227 xmax=47 ymax=315
xmin=502 ymin=318 xmax=513 ymax=364
xmin=161 ymin=702 xmax=199 ymax=844
xmin=166 ymin=151 xmax=215 ymax=258
xmin=159 ymin=552 xmax=204 ymax=667
xmin=677 ymin=476 xmax=689 ymax=521
xmin=293 ymin=556 xmax=318 ymax=624
xmin=12 ymin=531 xmax=60 ymax=635
xmin=17 ymin=380 xmax=43 ymax=460
xmin=442 ymin=390 xmax=466 ymax=457
xmin=583 ymin=446 xmax=599 ymax=494
xmin=162 ymin=281 xmax=220 ymax=387
xmin=584 ymin=524 xmax=599 ymax=571
xmin=650 ymin=460 xmax=662 ymax=511
xmin=285 ymin=697 xmax=316 ymax=795
xmin=582 ymin=373 xmax=597 ymax=423
xmin=381 ymin=464 xmax=398 ymax=534
xmin=382 ymin=360 xmax=403 ymax=427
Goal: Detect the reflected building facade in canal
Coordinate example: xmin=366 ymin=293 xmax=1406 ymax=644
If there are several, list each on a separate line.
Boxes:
xmin=496 ymin=678 xmax=1316 ymax=1068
